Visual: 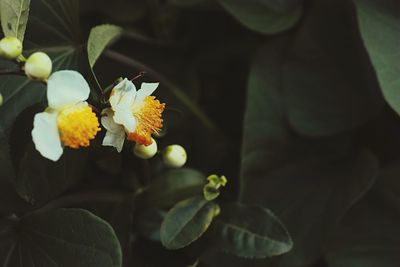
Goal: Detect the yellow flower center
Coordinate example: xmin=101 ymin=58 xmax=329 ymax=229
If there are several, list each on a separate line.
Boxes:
xmin=127 ymin=96 xmax=165 ymax=146
xmin=57 ymin=104 xmax=100 ymax=148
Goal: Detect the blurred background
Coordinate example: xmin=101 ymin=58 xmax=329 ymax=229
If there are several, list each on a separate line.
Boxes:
xmin=1 ymin=0 xmax=399 ymax=266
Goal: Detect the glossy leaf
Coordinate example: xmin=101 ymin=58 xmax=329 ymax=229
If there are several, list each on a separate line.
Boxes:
xmin=0 ymin=0 xmax=30 ymax=41
xmin=353 ymin=0 xmax=400 ymax=116
xmin=215 ymin=202 xmax=293 ymax=258
xmin=160 ymin=196 xmax=219 ymax=249
xmin=87 ymin=24 xmax=123 ymax=68
xmin=0 ymin=208 xmax=122 ymax=267
xmin=217 ymin=0 xmax=302 ymax=34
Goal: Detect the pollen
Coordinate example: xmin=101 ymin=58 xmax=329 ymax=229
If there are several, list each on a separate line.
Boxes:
xmin=127 ymin=96 xmax=165 ymax=146
xmin=57 ymin=104 xmax=100 ymax=148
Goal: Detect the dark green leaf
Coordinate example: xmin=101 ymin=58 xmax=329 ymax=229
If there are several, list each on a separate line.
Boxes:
xmin=283 ymin=0 xmax=383 ymax=136
xmin=0 ymin=0 xmax=30 ymax=41
xmin=0 ymin=208 xmax=122 ymax=267
xmin=240 ymin=35 xmax=380 ymax=265
xmin=353 ymin=0 xmax=400 ymax=116
xmin=325 ymin=161 xmax=400 ymax=267
xmin=0 ymin=131 xmax=31 ymax=214
xmin=214 ymin=202 xmax=293 ymax=258
xmin=145 ymin=168 xmax=206 ymax=207
xmin=217 ymin=0 xmax=302 ymax=34
xmin=160 ymin=196 xmax=219 ymax=249
xmin=15 ymin=142 xmax=88 ymax=205
xmin=87 ymin=24 xmax=123 ymax=68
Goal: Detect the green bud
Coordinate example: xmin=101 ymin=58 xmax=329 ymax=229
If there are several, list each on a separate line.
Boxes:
xmin=0 ymin=37 xmax=22 ymax=59
xmin=133 ymin=138 xmax=158 ymax=159
xmin=203 ymin=175 xmax=228 ymax=201
xmin=24 ymin=52 xmax=52 ymax=80
xmin=207 ymin=174 xmax=227 ymax=189
xmin=163 ymin=144 xmax=187 ymax=168
xmin=0 ymin=93 xmax=3 ymax=106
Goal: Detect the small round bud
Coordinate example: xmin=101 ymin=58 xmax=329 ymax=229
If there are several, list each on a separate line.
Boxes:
xmin=134 ymin=138 xmax=158 ymax=159
xmin=163 ymin=144 xmax=187 ymax=168
xmin=24 ymin=52 xmax=52 ymax=80
xmin=0 ymin=37 xmax=22 ymax=59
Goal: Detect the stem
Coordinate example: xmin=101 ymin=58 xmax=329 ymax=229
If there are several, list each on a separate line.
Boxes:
xmin=0 ymin=68 xmax=25 ymax=76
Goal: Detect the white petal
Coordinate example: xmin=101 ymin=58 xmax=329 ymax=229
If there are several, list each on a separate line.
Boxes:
xmin=47 ymin=70 xmax=90 ymax=109
xmin=31 ymin=111 xmax=63 ymax=161
xmin=109 ymin=78 xmax=136 ymax=111
xmin=113 ymin=107 xmax=136 ymax=132
xmin=134 ymin=82 xmax=159 ymax=106
xmin=102 ymin=130 xmax=125 ymax=152
xmin=101 ymin=108 xmax=126 ymax=133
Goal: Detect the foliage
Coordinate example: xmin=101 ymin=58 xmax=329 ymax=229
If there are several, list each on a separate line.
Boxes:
xmin=0 ymin=0 xmax=398 ymax=266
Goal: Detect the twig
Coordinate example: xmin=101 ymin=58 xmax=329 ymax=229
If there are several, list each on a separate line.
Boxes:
xmin=0 ymin=68 xmax=25 ymax=76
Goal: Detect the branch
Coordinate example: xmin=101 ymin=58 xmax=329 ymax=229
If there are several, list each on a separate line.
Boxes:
xmin=0 ymin=68 xmax=25 ymax=76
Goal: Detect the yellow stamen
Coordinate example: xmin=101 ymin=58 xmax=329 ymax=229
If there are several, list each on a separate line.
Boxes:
xmin=127 ymin=96 xmax=165 ymax=146
xmin=57 ymin=104 xmax=100 ymax=148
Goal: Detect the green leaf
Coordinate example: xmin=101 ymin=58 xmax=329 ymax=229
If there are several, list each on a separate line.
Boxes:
xmin=217 ymin=0 xmax=302 ymax=34
xmin=160 ymin=196 xmax=220 ymax=249
xmin=283 ymin=0 xmax=383 ymax=136
xmin=0 ymin=0 xmax=30 ymax=41
xmin=87 ymin=24 xmax=123 ymax=68
xmin=0 ymin=131 xmax=32 ymax=214
xmin=214 ymin=202 xmax=293 ymax=258
xmin=240 ymin=35 xmax=380 ymax=266
xmin=0 ymin=208 xmax=122 ymax=267
xmin=15 ymin=142 xmax=88 ymax=205
xmin=144 ymin=168 xmax=206 ymax=207
xmin=353 ymin=0 xmax=400 ymax=117
xmin=325 ymin=162 xmax=400 ymax=267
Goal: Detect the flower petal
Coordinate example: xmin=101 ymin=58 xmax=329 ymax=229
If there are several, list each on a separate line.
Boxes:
xmin=134 ymin=82 xmax=159 ymax=106
xmin=102 ymin=130 xmax=125 ymax=152
xmin=109 ymin=78 xmax=136 ymax=111
xmin=32 ymin=111 xmax=63 ymax=161
xmin=101 ymin=108 xmax=126 ymax=133
xmin=47 ymin=70 xmax=90 ymax=109
xmin=113 ymin=107 xmax=136 ymax=132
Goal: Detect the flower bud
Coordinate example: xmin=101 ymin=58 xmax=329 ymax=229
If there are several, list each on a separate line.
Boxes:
xmin=163 ymin=144 xmax=187 ymax=168
xmin=24 ymin=52 xmax=52 ymax=80
xmin=0 ymin=93 xmax=3 ymax=106
xmin=0 ymin=37 xmax=22 ymax=59
xmin=134 ymin=138 xmax=158 ymax=159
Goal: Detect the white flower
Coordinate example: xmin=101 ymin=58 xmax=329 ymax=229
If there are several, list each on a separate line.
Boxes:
xmin=31 ymin=70 xmax=100 ymax=161
xmin=101 ymin=78 xmax=165 ymax=152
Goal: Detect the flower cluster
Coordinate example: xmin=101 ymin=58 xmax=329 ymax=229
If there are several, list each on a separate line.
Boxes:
xmin=0 ymin=36 xmax=189 ymax=168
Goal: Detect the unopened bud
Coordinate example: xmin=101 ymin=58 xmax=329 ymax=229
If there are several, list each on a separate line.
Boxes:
xmin=163 ymin=144 xmax=187 ymax=168
xmin=0 ymin=37 xmax=22 ymax=59
xmin=134 ymin=138 xmax=158 ymax=159
xmin=24 ymin=52 xmax=52 ymax=80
